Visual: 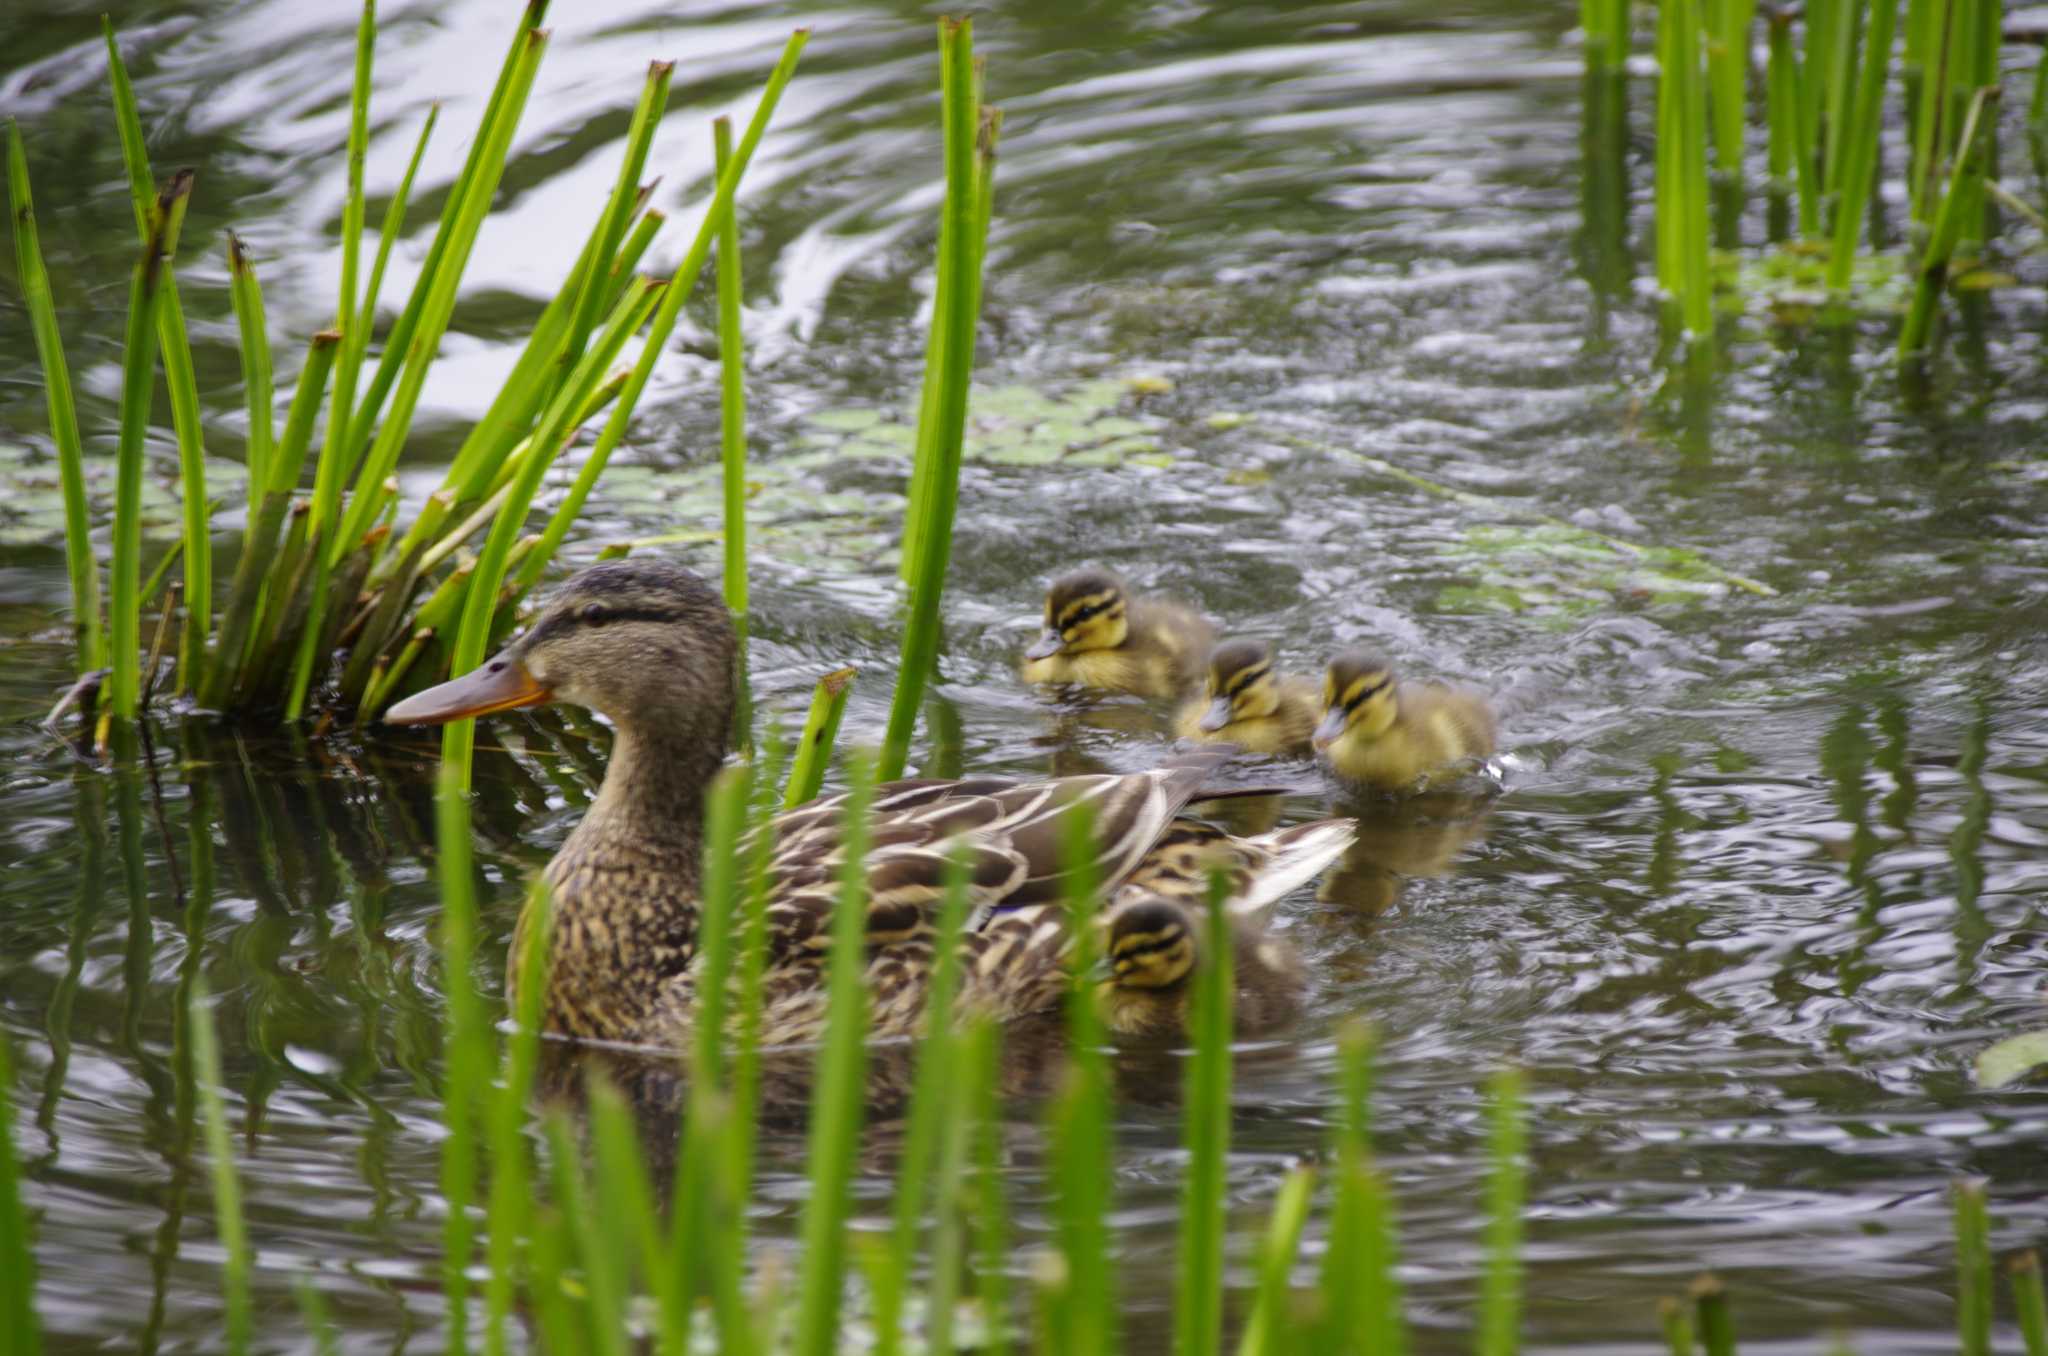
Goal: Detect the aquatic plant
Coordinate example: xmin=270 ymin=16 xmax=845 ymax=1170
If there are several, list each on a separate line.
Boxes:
xmin=1615 ymin=0 xmax=2030 ymax=373
xmin=2 ymin=1 xmax=802 ymax=747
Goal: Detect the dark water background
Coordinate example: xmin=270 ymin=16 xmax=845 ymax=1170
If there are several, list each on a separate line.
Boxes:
xmin=3 ymin=0 xmax=2047 ymax=1350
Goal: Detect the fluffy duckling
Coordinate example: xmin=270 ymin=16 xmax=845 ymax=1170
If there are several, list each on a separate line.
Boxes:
xmin=1312 ymin=649 xmax=1497 ymax=792
xmin=1175 ymin=639 xmax=1320 ymax=757
xmin=1097 ymin=893 xmax=1304 ymax=1039
xmin=1021 ymin=568 xmax=1214 ymax=700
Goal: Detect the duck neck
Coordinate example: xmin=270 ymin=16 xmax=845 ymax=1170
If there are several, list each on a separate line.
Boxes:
xmin=575 ymin=716 xmax=720 ymax=853
xmin=529 ymin=714 xmax=724 ymax=1044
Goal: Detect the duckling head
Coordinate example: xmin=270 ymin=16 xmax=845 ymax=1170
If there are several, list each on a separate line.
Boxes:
xmin=1025 ymin=569 xmax=1129 ymax=660
xmin=1103 ymin=894 xmax=1199 ymax=992
xmin=1197 ymin=638 xmax=1282 ymax=732
xmin=385 ymin=559 xmax=736 ymax=757
xmin=1312 ymin=649 xmax=1398 ymax=750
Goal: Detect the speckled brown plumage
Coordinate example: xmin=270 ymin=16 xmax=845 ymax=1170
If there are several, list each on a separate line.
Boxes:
xmin=388 ymin=559 xmax=1357 ymax=1053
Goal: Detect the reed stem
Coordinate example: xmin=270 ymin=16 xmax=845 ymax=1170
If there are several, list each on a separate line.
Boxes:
xmin=1477 ymin=1068 xmax=1525 ymax=1356
xmin=4 ymin=124 xmax=102 ymax=675
xmin=783 ymin=666 xmax=856 ymax=807
xmin=0 ymin=1035 xmax=39 ymax=1356
xmin=880 ymin=17 xmax=995 ymax=780
xmin=1177 ymin=877 xmax=1233 ymax=1356
xmin=189 ymin=984 xmax=252 ymax=1356
xmin=1955 ymin=1177 xmax=1992 ymax=1356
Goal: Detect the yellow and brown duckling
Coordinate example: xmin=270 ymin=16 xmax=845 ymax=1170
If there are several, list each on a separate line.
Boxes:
xmin=1311 ymin=649 xmax=1497 ymax=793
xmin=1175 ymin=639 xmax=1320 ymax=757
xmin=1021 ymin=568 xmax=1215 ymax=701
xmin=386 ymin=558 xmax=1353 ymax=1050
xmin=1097 ymin=892 xmax=1306 ymax=1039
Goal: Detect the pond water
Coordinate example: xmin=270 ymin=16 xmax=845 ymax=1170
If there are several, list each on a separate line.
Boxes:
xmin=4 ymin=0 xmax=2048 ymax=1351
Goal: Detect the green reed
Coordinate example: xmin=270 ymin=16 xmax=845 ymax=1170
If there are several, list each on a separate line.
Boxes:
xmin=792 ymin=754 xmax=878 ymax=1356
xmin=1318 ymin=1023 xmax=1402 ymax=1355
xmin=1478 ymin=1069 xmax=1526 ymax=1356
xmin=4 ymin=125 xmax=99 ymax=679
xmin=2014 ymin=1251 xmax=2048 ymax=1356
xmin=784 ymin=666 xmax=857 ymax=807
xmin=1177 ymin=878 xmax=1234 ymax=1356
xmin=1655 ymin=0 xmax=1715 ymax=341
xmin=12 ymin=3 xmax=805 ymax=745
xmin=187 ymin=983 xmax=252 ymax=1356
xmin=0 ymin=1036 xmax=39 ymax=1356
xmin=879 ymin=17 xmax=998 ymax=782
xmin=435 ymin=765 xmax=488 ymax=1351
xmin=1693 ymin=1274 xmax=1737 ymax=1356
xmin=1956 ymin=1177 xmax=1993 ymax=1356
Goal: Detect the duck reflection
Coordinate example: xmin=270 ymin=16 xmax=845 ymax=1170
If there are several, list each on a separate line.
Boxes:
xmin=1315 ymin=790 xmax=1493 ymax=916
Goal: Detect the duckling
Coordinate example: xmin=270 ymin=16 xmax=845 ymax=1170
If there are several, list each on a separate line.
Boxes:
xmin=385 ymin=558 xmax=1355 ymax=1049
xmin=1312 ymin=649 xmax=1497 ymax=793
xmin=1021 ymin=568 xmax=1215 ymax=700
xmin=1175 ymin=639 xmax=1320 ymax=757
xmin=1097 ymin=893 xmax=1304 ymax=1039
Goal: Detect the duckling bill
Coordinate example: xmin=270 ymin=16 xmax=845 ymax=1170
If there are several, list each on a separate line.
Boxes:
xmin=1175 ymin=639 xmax=1318 ymax=757
xmin=1312 ymin=649 xmax=1496 ymax=793
xmin=1021 ymin=568 xmax=1214 ymax=700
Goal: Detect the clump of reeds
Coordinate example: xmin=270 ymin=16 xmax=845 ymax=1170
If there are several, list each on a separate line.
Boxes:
xmin=3 ymin=1 xmax=804 ymax=751
xmin=1617 ymin=0 xmax=2022 ymax=376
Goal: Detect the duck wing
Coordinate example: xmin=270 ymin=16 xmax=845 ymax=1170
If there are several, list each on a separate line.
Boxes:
xmin=751 ymin=749 xmax=1239 ymax=957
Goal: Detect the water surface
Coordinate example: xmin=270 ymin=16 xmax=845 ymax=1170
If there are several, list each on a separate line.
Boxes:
xmin=3 ymin=0 xmax=2047 ymax=1351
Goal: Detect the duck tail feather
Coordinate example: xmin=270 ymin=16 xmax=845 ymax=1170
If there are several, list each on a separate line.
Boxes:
xmin=1231 ymin=818 xmax=1356 ymax=917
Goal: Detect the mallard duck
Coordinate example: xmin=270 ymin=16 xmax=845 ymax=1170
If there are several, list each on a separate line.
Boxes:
xmin=1174 ymin=639 xmax=1319 ymax=757
xmin=1097 ymin=891 xmax=1305 ymax=1039
xmin=1311 ymin=649 xmax=1497 ymax=792
xmin=1020 ymin=568 xmax=1215 ymax=700
xmin=385 ymin=558 xmax=1353 ymax=1049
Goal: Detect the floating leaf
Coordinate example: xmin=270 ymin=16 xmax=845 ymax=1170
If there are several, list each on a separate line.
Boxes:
xmin=1976 ymin=1031 xmax=2048 ymax=1089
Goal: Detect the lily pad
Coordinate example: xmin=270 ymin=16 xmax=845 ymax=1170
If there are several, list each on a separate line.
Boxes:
xmin=1435 ymin=522 xmax=1734 ymax=619
xmin=798 ymin=374 xmax=1171 ymax=472
xmin=1975 ymin=1030 xmax=2048 ymax=1089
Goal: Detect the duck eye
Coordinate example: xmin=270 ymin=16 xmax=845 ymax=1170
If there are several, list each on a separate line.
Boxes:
xmin=581 ymin=603 xmax=610 ymax=625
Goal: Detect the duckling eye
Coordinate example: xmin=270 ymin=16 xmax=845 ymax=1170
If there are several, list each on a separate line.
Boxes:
xmin=581 ymin=603 xmax=611 ymax=625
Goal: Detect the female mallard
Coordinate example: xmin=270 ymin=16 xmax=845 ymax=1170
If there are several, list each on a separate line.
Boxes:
xmin=1020 ymin=568 xmax=1214 ymax=700
xmin=386 ymin=559 xmax=1352 ymax=1049
xmin=1174 ymin=639 xmax=1319 ymax=757
xmin=1097 ymin=892 xmax=1305 ymax=1039
xmin=1311 ymin=649 xmax=1496 ymax=793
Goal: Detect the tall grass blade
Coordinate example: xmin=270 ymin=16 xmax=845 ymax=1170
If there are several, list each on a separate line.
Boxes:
xmin=1655 ymin=0 xmax=1715 ymax=341
xmin=1317 ymin=1023 xmax=1401 ymax=1356
xmin=206 ymin=334 xmax=343 ymax=709
xmin=1659 ymin=1296 xmax=1697 ymax=1355
xmin=876 ymin=851 xmax=972 ymax=1352
xmin=188 ymin=983 xmax=252 ymax=1356
xmin=1048 ymin=800 xmax=1113 ymax=1356
xmin=1477 ymin=1068 xmax=1524 ymax=1356
xmin=1899 ymin=85 xmax=1998 ymax=362
xmin=1825 ymin=0 xmax=1903 ymax=293
xmin=358 ymin=103 xmax=438 ymax=372
xmin=1178 ymin=877 xmax=1233 ymax=1356
xmin=5 ymin=123 xmax=102 ymax=675
xmin=793 ymin=751 xmax=876 ymax=1356
xmin=966 ymin=1017 xmax=1012 ymax=1356
xmin=0 ymin=1035 xmax=41 ymax=1356
xmin=1765 ymin=9 xmax=1821 ymax=238
xmin=713 ymin=114 xmax=753 ymax=738
xmin=1954 ymin=1177 xmax=1992 ymax=1356
xmin=293 ymin=1276 xmax=341 ymax=1356
xmin=1238 ymin=1167 xmax=1315 ymax=1356
xmin=1691 ymin=1274 xmax=1735 ymax=1356
xmin=328 ymin=0 xmax=374 ymax=507
xmin=102 ymin=24 xmax=212 ymax=698
xmin=880 ymin=17 xmax=994 ymax=781
xmin=226 ymin=234 xmax=275 ymax=507
xmin=435 ymin=765 xmax=488 ymax=1351
xmin=439 ymin=28 xmax=808 ymax=787
xmin=783 ymin=666 xmax=856 ymax=807
xmin=482 ymin=878 xmax=551 ymax=1356
xmin=106 ymin=178 xmax=183 ymax=721
xmin=2012 ymin=1251 xmax=2048 ymax=1356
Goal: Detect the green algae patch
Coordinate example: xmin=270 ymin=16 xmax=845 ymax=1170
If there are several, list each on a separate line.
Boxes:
xmin=1434 ymin=523 xmax=1746 ymax=619
xmin=799 ymin=376 xmax=1169 ymax=472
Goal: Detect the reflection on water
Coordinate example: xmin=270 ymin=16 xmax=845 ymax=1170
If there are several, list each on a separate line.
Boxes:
xmin=5 ymin=0 xmax=2048 ymax=1352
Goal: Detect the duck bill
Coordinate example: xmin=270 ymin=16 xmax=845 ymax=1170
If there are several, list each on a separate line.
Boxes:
xmin=1197 ymin=697 xmax=1234 ymax=733
xmin=383 ymin=656 xmax=550 ymax=725
xmin=1310 ymin=708 xmax=1348 ymax=750
xmin=1024 ymin=629 xmax=1065 ymax=661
